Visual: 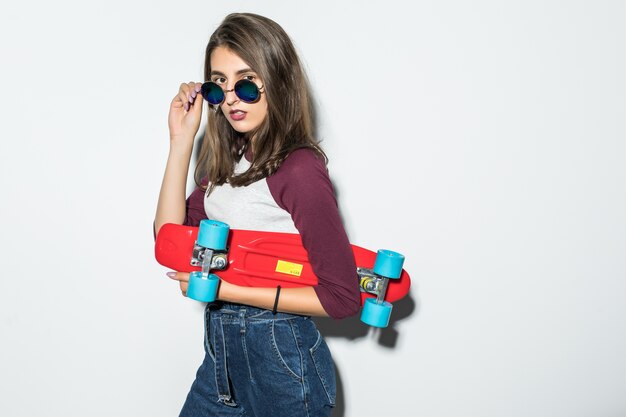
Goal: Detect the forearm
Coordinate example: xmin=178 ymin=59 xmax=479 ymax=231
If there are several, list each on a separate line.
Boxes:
xmin=154 ymin=140 xmax=195 ymax=235
xmin=218 ymin=282 xmax=330 ymax=317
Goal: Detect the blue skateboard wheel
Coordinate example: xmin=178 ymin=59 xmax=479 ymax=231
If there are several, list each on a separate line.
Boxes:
xmin=197 ymin=220 xmax=230 ymax=250
xmin=360 ymin=298 xmax=393 ymax=328
xmin=187 ymin=272 xmax=220 ymax=302
xmin=373 ymin=249 xmax=405 ymax=279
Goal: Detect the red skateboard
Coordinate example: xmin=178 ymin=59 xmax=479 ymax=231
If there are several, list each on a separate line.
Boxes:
xmin=155 ymin=220 xmax=411 ymax=326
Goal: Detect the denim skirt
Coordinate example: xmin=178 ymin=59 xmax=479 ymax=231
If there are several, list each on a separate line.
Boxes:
xmin=179 ymin=302 xmax=336 ymax=417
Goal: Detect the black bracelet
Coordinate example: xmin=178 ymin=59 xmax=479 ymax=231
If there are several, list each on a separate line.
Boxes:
xmin=272 ymin=285 xmax=281 ymax=315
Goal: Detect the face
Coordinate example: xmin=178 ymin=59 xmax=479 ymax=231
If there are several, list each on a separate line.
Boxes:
xmin=209 ymin=46 xmax=268 ymax=135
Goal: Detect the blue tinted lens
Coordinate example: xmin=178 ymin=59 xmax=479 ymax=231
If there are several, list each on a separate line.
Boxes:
xmin=235 ymin=79 xmax=260 ymax=103
xmin=201 ymin=82 xmax=224 ymax=105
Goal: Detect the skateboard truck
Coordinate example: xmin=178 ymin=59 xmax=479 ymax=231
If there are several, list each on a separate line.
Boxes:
xmin=359 ymin=250 xmax=405 ymax=328
xmin=358 ymin=268 xmax=388 ymax=295
xmin=186 ymin=220 xmax=230 ymax=302
xmin=190 ymin=244 xmax=228 ymax=270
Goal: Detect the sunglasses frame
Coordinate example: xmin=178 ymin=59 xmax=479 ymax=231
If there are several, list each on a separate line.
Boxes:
xmin=201 ymin=79 xmax=264 ymax=108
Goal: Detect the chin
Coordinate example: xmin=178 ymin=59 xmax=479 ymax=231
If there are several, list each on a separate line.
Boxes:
xmin=230 ymin=126 xmax=253 ymax=134
xmin=228 ymin=121 xmax=260 ymax=134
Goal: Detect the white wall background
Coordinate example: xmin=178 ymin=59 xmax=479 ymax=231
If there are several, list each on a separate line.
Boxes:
xmin=1 ymin=1 xmax=625 ymax=416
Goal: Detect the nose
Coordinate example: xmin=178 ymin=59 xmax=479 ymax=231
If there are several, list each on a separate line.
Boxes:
xmin=224 ymin=84 xmax=239 ymax=106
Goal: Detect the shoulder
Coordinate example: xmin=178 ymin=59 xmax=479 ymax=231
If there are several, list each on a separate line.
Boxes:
xmin=280 ymin=147 xmax=326 ymax=169
xmin=266 ymin=147 xmax=334 ymax=211
xmin=272 ymin=147 xmax=328 ymax=182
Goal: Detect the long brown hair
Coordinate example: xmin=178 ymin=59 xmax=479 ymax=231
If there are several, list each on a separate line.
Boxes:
xmin=194 ymin=13 xmax=325 ymax=192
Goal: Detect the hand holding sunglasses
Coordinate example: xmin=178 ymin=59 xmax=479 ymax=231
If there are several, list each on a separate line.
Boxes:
xmin=200 ymin=79 xmax=264 ymax=107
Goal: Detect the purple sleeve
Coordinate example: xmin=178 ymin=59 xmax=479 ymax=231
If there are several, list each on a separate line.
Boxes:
xmin=267 ymin=149 xmax=361 ymax=319
xmin=183 ymin=179 xmax=208 ymax=227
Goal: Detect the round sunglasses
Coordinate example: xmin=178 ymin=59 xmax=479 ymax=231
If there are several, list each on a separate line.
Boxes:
xmin=200 ymin=79 xmax=263 ymax=106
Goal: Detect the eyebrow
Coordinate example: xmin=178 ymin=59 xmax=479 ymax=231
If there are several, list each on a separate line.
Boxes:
xmin=210 ymin=68 xmax=256 ymax=77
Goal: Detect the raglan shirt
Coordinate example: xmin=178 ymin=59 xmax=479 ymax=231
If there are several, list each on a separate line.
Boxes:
xmin=183 ymin=148 xmax=361 ymax=319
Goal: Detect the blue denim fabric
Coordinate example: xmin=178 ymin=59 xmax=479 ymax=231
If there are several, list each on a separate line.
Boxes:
xmin=179 ymin=302 xmax=336 ymax=417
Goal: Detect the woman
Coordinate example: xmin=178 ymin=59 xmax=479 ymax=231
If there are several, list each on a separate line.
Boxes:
xmin=155 ymin=12 xmax=360 ymax=416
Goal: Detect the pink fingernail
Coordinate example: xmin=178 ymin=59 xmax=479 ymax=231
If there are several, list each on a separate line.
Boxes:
xmin=191 ymin=91 xmax=197 ymax=98
xmin=166 ymin=272 xmax=176 ymax=278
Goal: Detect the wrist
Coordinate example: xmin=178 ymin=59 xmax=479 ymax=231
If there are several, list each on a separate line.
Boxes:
xmin=217 ymin=281 xmax=277 ymax=311
xmin=168 ymin=139 xmax=194 ymax=157
xmin=169 ymin=133 xmax=195 ymax=144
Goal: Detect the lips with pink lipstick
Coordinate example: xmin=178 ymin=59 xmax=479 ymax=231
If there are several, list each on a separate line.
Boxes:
xmin=229 ymin=109 xmax=247 ymax=121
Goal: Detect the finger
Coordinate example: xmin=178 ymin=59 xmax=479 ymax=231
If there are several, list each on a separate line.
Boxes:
xmin=180 ymin=281 xmax=188 ymax=296
xmin=189 ymin=81 xmax=199 ymax=100
xmin=178 ymin=83 xmax=191 ymax=111
xmin=178 ymin=82 xmax=191 ymax=98
xmin=170 ymin=95 xmax=184 ymax=109
xmin=166 ymin=271 xmax=190 ymax=282
xmin=187 ymin=81 xmax=198 ymax=103
xmin=190 ymin=88 xmax=203 ymax=113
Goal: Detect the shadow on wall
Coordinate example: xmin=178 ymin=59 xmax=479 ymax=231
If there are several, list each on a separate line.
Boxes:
xmin=323 ymin=177 xmax=418 ymax=416
xmin=314 ymin=294 xmax=417 ymax=345
xmin=314 ymin=293 xmax=418 ymax=417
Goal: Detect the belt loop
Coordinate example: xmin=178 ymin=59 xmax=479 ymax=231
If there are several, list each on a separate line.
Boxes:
xmin=213 ymin=316 xmax=236 ymax=407
xmin=239 ymin=309 xmax=246 ymax=334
